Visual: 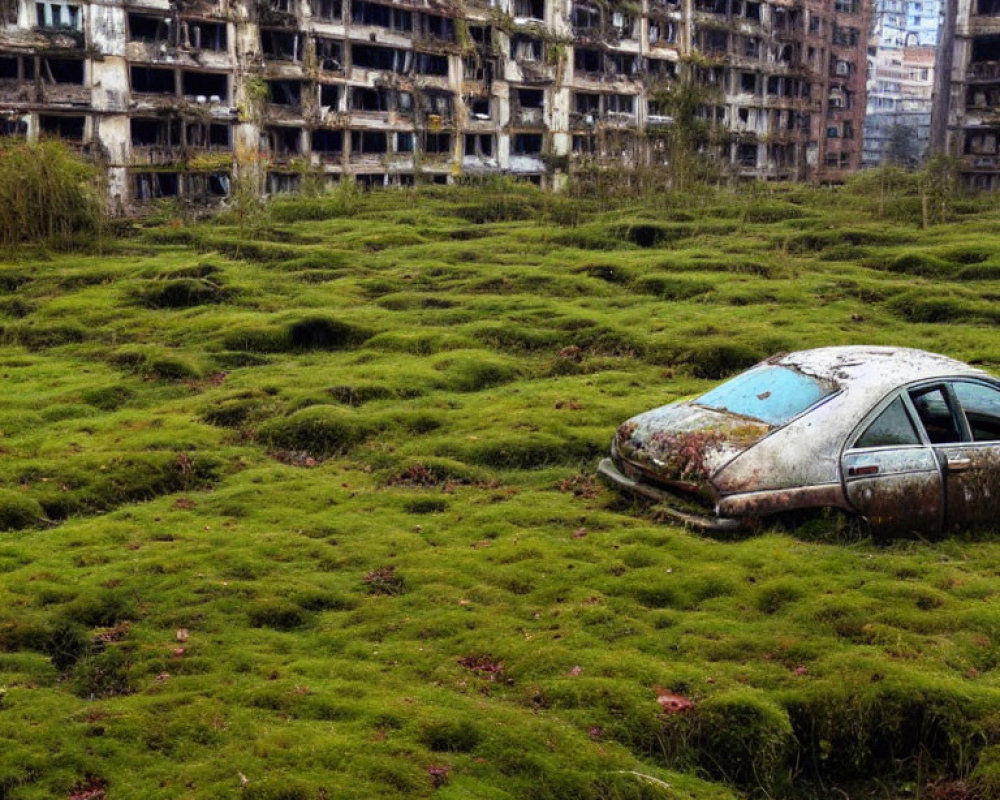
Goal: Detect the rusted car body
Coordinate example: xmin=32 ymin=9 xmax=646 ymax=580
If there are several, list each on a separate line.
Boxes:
xmin=598 ymin=346 xmax=1000 ymax=535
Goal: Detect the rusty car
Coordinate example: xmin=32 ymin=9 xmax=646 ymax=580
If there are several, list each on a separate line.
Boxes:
xmin=598 ymin=346 xmax=1000 ymax=536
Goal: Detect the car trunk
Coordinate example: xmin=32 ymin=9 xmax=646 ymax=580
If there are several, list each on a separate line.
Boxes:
xmin=612 ymin=401 xmax=771 ymax=504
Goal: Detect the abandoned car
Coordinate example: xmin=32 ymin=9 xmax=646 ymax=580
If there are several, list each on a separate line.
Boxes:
xmin=598 ymin=346 xmax=1000 ymax=536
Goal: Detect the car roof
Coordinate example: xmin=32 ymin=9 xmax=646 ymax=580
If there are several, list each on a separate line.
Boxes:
xmin=768 ymin=346 xmax=990 ymax=404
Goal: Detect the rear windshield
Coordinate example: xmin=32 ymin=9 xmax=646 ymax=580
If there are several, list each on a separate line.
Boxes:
xmin=695 ymin=365 xmax=836 ymax=426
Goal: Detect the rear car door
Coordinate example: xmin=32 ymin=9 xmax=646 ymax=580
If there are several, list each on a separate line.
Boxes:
xmin=936 ymin=380 xmax=1000 ymax=532
xmin=842 ymin=394 xmax=943 ymax=536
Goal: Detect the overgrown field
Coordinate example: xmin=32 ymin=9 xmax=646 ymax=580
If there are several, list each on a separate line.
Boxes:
xmin=4 ymin=182 xmax=1000 ymax=799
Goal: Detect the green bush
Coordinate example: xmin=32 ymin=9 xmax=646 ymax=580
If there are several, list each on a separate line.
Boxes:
xmin=0 ymin=490 xmax=45 ymax=530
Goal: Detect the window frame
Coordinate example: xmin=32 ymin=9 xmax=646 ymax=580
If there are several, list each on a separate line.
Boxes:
xmin=949 ymin=378 xmax=1000 ymax=443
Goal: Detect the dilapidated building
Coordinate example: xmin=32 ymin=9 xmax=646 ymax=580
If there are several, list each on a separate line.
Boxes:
xmin=0 ymin=0 xmax=869 ymax=209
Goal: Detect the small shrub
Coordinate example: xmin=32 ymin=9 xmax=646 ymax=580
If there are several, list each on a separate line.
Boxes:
xmin=257 ymin=405 xmax=368 ymax=457
xmin=247 ymin=600 xmax=307 ymax=630
xmin=71 ymin=645 xmax=133 ymax=698
xmin=420 ymin=719 xmax=482 ymax=752
xmin=0 ymin=490 xmax=45 ymax=530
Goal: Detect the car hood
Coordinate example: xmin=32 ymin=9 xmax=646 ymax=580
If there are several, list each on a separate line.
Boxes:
xmin=613 ymin=400 xmax=772 ymax=499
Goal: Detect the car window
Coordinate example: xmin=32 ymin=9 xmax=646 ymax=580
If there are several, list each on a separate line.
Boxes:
xmin=953 ymin=381 xmax=1000 ymax=442
xmin=695 ymin=365 xmax=837 ymax=427
xmin=909 ymin=386 xmax=962 ymax=444
xmin=854 ymin=396 xmax=921 ymax=448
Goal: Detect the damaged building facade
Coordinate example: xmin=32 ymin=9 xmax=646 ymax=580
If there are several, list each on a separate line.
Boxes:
xmin=0 ymin=0 xmax=869 ymax=208
xmin=936 ymin=0 xmax=1000 ymax=189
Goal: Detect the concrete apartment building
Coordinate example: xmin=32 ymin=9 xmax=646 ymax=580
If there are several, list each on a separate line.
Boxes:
xmin=863 ymin=44 xmax=934 ymax=164
xmin=0 ymin=0 xmax=869 ymax=209
xmin=935 ymin=0 xmax=1000 ymax=189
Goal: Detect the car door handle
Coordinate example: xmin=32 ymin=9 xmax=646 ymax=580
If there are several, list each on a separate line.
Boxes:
xmin=946 ymin=456 xmax=973 ymax=472
xmin=848 ymin=465 xmax=879 ymax=477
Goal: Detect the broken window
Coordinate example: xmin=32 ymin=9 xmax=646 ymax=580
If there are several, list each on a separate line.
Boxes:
xmin=695 ymin=0 xmax=727 ymax=13
xmin=464 ymin=133 xmax=493 ymax=156
xmin=646 ymin=58 xmax=675 ymax=78
xmin=134 ymin=172 xmax=178 ymax=200
xmin=398 ymin=91 xmax=414 ymax=112
xmin=468 ymin=96 xmax=491 ymax=119
xmin=352 ymin=44 xmax=410 ymax=73
xmin=737 ymin=142 xmax=757 ymax=166
xmin=186 ymin=121 xmax=230 ymax=148
xmin=41 ymin=57 xmax=83 ymax=84
xmin=574 ymin=92 xmax=600 ymax=113
xmin=350 ymin=86 xmax=391 ymax=111
xmin=571 ymin=2 xmax=600 ymax=32
xmin=185 ymin=21 xmax=227 ymax=51
xmin=268 ymin=0 xmax=294 ymax=14
xmin=351 ymin=129 xmax=388 ymax=154
xmin=319 ymin=83 xmax=340 ymax=108
xmin=422 ymin=89 xmax=452 ymax=117
xmin=515 ymin=87 xmax=544 ymax=109
xmin=463 ymin=55 xmax=494 ymax=82
xmin=310 ymin=0 xmax=341 ymax=21
xmin=40 ymin=114 xmax=84 ymax=139
xmin=35 ymin=2 xmax=81 ymax=29
xmin=574 ymin=48 xmax=601 ymax=74
xmin=312 ymin=128 xmax=343 ymax=154
xmin=468 ymin=25 xmax=490 ymax=46
xmin=182 ymin=71 xmax=228 ymax=102
xmin=978 ymin=0 xmax=1000 ymax=14
xmin=510 ymin=34 xmax=543 ymax=61
xmin=965 ymin=130 xmax=999 ymax=154
xmin=512 ymin=132 xmax=542 ymax=154
xmin=513 ymin=0 xmax=544 ymax=19
xmin=128 ymin=13 xmax=169 ymax=43
xmin=0 ymin=116 xmax=27 ymax=137
xmin=611 ymin=11 xmax=634 ymax=38
xmin=834 ymin=0 xmax=857 ymax=12
xmin=606 ymin=51 xmax=638 ymax=75
xmin=130 ymin=117 xmax=180 ymax=146
xmin=423 ymin=132 xmax=451 ymax=154
xmin=261 ymin=29 xmax=302 ymax=61
xmin=0 ymin=56 xmax=16 ymax=79
xmin=699 ymin=28 xmax=728 ymax=54
xmin=266 ymin=79 xmax=301 ymax=106
xmin=266 ymin=126 xmax=301 ymax=155
xmin=972 ymin=35 xmax=1000 ymax=62
xmin=267 ymin=172 xmax=301 ymax=193
xmin=740 ymin=72 xmax=756 ymax=92
xmin=745 ymin=1 xmax=760 ymax=20
xmin=743 ymin=36 xmax=760 ymax=57
xmin=315 ymin=37 xmax=342 ymax=71
xmin=183 ymin=172 xmax=230 ymax=197
xmin=607 ymin=94 xmax=633 ymax=114
xmin=356 ymin=173 xmax=387 ymax=189
xmin=422 ymin=14 xmax=454 ymax=41
xmin=831 ymin=25 xmax=859 ymax=46
xmin=131 ymin=66 xmax=176 ymax=95
xmin=351 ymin=1 xmax=411 ymax=31
xmin=396 ymin=131 xmax=413 ymax=152
xmin=414 ymin=51 xmax=448 ymax=76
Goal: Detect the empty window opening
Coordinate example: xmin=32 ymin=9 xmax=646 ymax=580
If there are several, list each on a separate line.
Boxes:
xmin=312 ymin=128 xmax=343 ymax=154
xmin=268 ymin=0 xmax=293 ymax=13
xmin=464 ymin=133 xmax=493 ymax=156
xmin=319 ymin=83 xmax=340 ymax=107
xmin=131 ymin=117 xmax=180 ymax=146
xmin=423 ymin=132 xmax=451 ymax=154
xmin=513 ymin=0 xmax=544 ymax=19
xmin=350 ymin=86 xmax=390 ymax=111
xmin=128 ymin=12 xmax=169 ymax=42
xmin=740 ymin=72 xmax=756 ymax=92
xmin=186 ymin=121 xmax=230 ymax=148
xmin=737 ymin=142 xmax=757 ymax=166
xmin=352 ymin=44 xmax=409 ymax=72
xmin=266 ymin=79 xmax=301 ymax=106
xmin=351 ymin=129 xmax=388 ymax=153
xmin=131 ymin=66 xmax=176 ymax=94
xmin=574 ymin=48 xmax=601 ymax=73
xmin=351 ymin=1 xmax=411 ymax=30
xmin=463 ymin=55 xmax=493 ymax=82
xmin=0 ymin=56 xmax=17 ymax=79
xmin=571 ymin=2 xmax=600 ymax=31
xmin=184 ymin=172 xmax=230 ymax=197
xmin=972 ymin=35 xmax=1000 ymax=62
xmin=422 ymin=89 xmax=452 ymax=117
xmin=261 ymin=29 xmax=301 ymax=61
xmin=267 ymin=126 xmax=301 ymax=155
xmin=574 ymin=92 xmax=600 ymax=113
xmin=965 ymin=131 xmax=999 ymax=154
xmin=572 ymin=133 xmax=596 ymax=154
xmin=422 ymin=13 xmax=454 ymax=40
xmin=40 ymin=114 xmax=84 ymax=139
xmin=607 ymin=51 xmax=637 ymax=75
xmin=511 ymin=34 xmax=543 ymax=61
xmin=516 ymin=87 xmax=544 ymax=108
xmin=316 ymin=37 xmax=342 ymax=70
xmin=182 ymin=71 xmax=228 ymax=101
xmin=745 ymin=1 xmax=760 ymax=19
xmin=0 ymin=117 xmax=28 ymax=137
xmin=646 ymin=58 xmax=675 ymax=78
xmin=414 ymin=51 xmax=448 ymax=76
xmin=185 ymin=20 xmax=227 ymax=51
xmin=356 ymin=173 xmax=387 ymax=189
xmin=41 ymin=57 xmax=83 ymax=84
xmin=396 ymin=131 xmax=413 ymax=152
xmin=310 ymin=0 xmax=341 ymax=21
xmin=469 ymin=96 xmax=491 ymax=118
xmin=607 ymin=94 xmax=633 ymax=114
xmin=267 ymin=172 xmax=301 ymax=194
xmin=513 ymin=132 xmax=542 ymax=154
xmin=35 ymin=2 xmax=81 ymax=29
xmin=134 ymin=172 xmax=178 ymax=200
xmin=700 ymin=28 xmax=727 ymax=53
xmin=695 ymin=0 xmax=727 ymax=13
xmin=979 ymin=0 xmax=1000 ymax=13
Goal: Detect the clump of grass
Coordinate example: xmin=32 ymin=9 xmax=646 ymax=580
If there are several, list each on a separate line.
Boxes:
xmin=0 ymin=490 xmax=45 ymax=530
xmin=419 ymin=719 xmax=482 ymax=752
xmin=223 ymin=316 xmax=371 ymax=353
xmin=133 ymin=278 xmax=231 ymax=309
xmin=257 ymin=405 xmax=368 ymax=457
xmin=363 ymin=566 xmax=405 ymax=596
xmin=248 ymin=600 xmax=308 ymax=630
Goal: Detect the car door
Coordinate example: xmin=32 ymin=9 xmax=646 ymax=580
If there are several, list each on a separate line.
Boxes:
xmin=936 ymin=380 xmax=1000 ymax=532
xmin=841 ymin=393 xmax=943 ymax=537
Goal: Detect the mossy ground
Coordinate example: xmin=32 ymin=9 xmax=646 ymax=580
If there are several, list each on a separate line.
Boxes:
xmin=3 ymin=182 xmax=1000 ymax=799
